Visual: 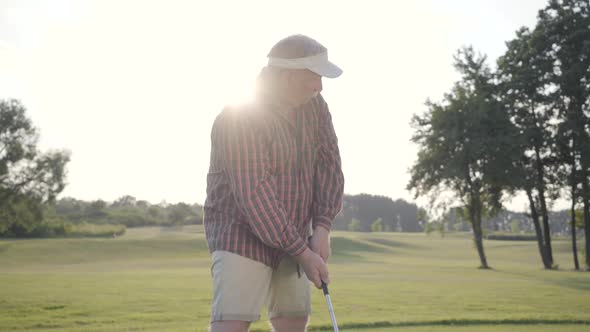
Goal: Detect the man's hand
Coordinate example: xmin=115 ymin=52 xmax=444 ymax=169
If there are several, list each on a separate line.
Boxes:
xmin=294 ymin=247 xmax=329 ymax=288
xmin=309 ymin=226 xmax=331 ymax=262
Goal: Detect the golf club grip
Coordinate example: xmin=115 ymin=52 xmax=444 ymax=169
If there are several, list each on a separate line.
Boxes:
xmin=321 ymin=281 xmax=329 ymax=295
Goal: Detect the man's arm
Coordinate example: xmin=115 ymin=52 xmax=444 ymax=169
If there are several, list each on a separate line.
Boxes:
xmin=310 ymin=97 xmax=345 ymax=261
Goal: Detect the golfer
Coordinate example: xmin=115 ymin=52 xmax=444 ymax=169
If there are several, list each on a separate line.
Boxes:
xmin=204 ymin=34 xmax=344 ymax=332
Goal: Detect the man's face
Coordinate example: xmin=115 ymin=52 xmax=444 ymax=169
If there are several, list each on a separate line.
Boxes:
xmin=285 ymin=69 xmax=323 ymax=106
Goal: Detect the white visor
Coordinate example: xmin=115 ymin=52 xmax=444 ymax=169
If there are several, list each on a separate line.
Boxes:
xmin=267 ymin=52 xmax=343 ymax=78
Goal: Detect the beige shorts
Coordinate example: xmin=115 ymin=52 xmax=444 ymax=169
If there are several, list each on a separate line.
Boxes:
xmin=210 ymin=250 xmax=311 ymax=322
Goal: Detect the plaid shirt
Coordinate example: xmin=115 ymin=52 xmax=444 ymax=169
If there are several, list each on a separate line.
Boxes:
xmin=204 ymin=93 xmax=344 ymax=268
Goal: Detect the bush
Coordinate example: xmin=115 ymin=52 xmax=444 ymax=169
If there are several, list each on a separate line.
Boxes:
xmin=486 ymin=233 xmax=537 ymax=241
xmin=371 ymin=218 xmax=383 ymax=232
xmin=424 ymin=222 xmax=435 ymax=235
xmin=106 ymin=208 xmax=160 ymax=227
xmin=66 ymin=222 xmax=126 ymax=238
xmin=348 ymin=218 xmax=362 ymax=232
xmin=2 ymin=219 xmax=126 ymax=238
xmin=36 ymin=220 xmax=72 ymax=237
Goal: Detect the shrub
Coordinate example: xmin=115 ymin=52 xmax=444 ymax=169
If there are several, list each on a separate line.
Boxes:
xmin=3 ymin=219 xmax=125 ymax=238
xmin=371 ymin=218 xmax=383 ymax=232
xmin=486 ymin=232 xmax=537 ymax=241
xmin=348 ymin=218 xmax=362 ymax=232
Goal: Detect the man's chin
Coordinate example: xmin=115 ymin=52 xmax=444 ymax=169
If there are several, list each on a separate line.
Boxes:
xmin=302 ymin=93 xmax=319 ymax=105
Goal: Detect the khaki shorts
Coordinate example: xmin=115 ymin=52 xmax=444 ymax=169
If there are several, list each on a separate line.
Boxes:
xmin=210 ymin=251 xmax=311 ymax=322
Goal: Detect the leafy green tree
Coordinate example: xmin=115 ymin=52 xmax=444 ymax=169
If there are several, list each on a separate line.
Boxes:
xmin=539 ymin=0 xmax=590 ymax=270
xmin=55 ymin=197 xmax=83 ymax=214
xmin=348 ymin=218 xmax=362 ymax=232
xmin=570 ymin=208 xmax=585 ymax=269
xmin=136 ymin=200 xmax=149 ymax=209
xmin=497 ymin=24 xmax=558 ymax=269
xmin=167 ymin=203 xmax=194 ymax=225
xmin=437 ymin=218 xmax=446 ymax=238
xmin=408 ymin=47 xmax=522 ymax=269
xmin=333 ymin=194 xmax=421 ymax=232
xmin=147 ymin=206 xmax=161 ymax=219
xmin=453 ymin=222 xmax=465 ymax=232
xmin=417 ymin=207 xmax=429 ymax=230
xmin=371 ymin=218 xmax=383 ymax=232
xmin=0 ymin=194 xmax=43 ymax=236
xmin=510 ymin=219 xmax=521 ymax=234
xmin=424 ymin=222 xmax=437 ymax=236
xmin=393 ymin=199 xmax=421 ymax=232
xmin=86 ymin=200 xmax=108 ymax=219
xmin=0 ymin=99 xmax=70 ymax=236
xmin=112 ymin=195 xmax=137 ymax=207
xmin=447 ymin=207 xmax=470 ymax=232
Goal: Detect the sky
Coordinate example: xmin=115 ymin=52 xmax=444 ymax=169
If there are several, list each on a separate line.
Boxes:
xmin=0 ymin=0 xmax=555 ymax=211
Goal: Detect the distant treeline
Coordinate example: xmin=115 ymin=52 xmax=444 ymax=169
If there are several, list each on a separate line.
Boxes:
xmin=0 ymin=195 xmax=203 ymax=238
xmin=53 ymin=195 xmax=204 ymax=228
xmin=4 ymin=191 xmax=583 ymax=239
xmin=444 ymin=208 xmax=583 ymax=237
xmin=334 ymin=194 xmax=582 ymax=237
xmin=333 ymin=194 xmax=423 ymax=232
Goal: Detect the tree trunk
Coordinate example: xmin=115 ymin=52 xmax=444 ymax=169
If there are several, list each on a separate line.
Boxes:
xmin=571 ymin=190 xmax=580 ymax=271
xmin=527 ymin=189 xmax=551 ymax=269
xmin=582 ymin=174 xmax=590 ymax=271
xmin=473 ymin=213 xmax=489 ymax=269
xmin=534 ymin=144 xmax=553 ymax=266
xmin=574 ymin=104 xmax=590 ymax=271
xmin=469 ymin=192 xmax=489 ymax=269
xmin=570 ymin=137 xmax=580 ymax=270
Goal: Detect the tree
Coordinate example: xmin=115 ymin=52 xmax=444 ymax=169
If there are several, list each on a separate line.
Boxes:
xmin=424 ymin=221 xmax=438 ymax=236
xmin=447 ymin=207 xmax=471 ymax=232
xmin=147 ymin=206 xmax=161 ymax=219
xmin=393 ymin=199 xmax=421 ymax=232
xmin=497 ymin=25 xmax=558 ymax=269
xmin=348 ymin=218 xmax=362 ymax=232
xmin=136 ymin=200 xmax=149 ymax=209
xmin=417 ymin=207 xmax=429 ymax=231
xmin=371 ymin=218 xmax=383 ymax=232
xmin=571 ymin=208 xmax=584 ymax=269
xmin=493 ymin=0 xmax=590 ymax=270
xmin=112 ymin=195 xmax=137 ymax=207
xmin=0 ymin=193 xmax=43 ymax=236
xmin=408 ymin=47 xmax=522 ymax=269
xmin=167 ymin=202 xmax=194 ymax=225
xmin=334 ymin=194 xmax=422 ymax=232
xmin=86 ymin=200 xmax=108 ymax=220
xmin=0 ymin=99 xmax=70 ymax=236
xmin=538 ymin=0 xmax=590 ymax=270
xmin=511 ymin=219 xmax=522 ymax=234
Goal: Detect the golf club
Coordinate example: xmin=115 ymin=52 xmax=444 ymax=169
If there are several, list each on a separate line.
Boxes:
xmin=321 ymin=281 xmax=339 ymax=332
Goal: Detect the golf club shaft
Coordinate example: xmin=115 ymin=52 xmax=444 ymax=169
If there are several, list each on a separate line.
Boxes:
xmin=321 ymin=282 xmax=339 ymax=332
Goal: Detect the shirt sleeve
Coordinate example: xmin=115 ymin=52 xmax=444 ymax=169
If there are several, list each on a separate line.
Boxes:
xmin=312 ymin=98 xmax=345 ymax=231
xmin=217 ymin=111 xmax=307 ymax=257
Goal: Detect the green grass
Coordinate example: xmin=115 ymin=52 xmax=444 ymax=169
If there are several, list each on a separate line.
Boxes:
xmin=1 ymin=226 xmax=589 ymax=331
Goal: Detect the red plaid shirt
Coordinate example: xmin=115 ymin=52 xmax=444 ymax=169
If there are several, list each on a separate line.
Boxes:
xmin=204 ymin=93 xmax=344 ymax=268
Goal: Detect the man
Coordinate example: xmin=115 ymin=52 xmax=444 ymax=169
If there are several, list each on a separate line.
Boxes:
xmin=204 ymin=34 xmax=344 ymax=332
